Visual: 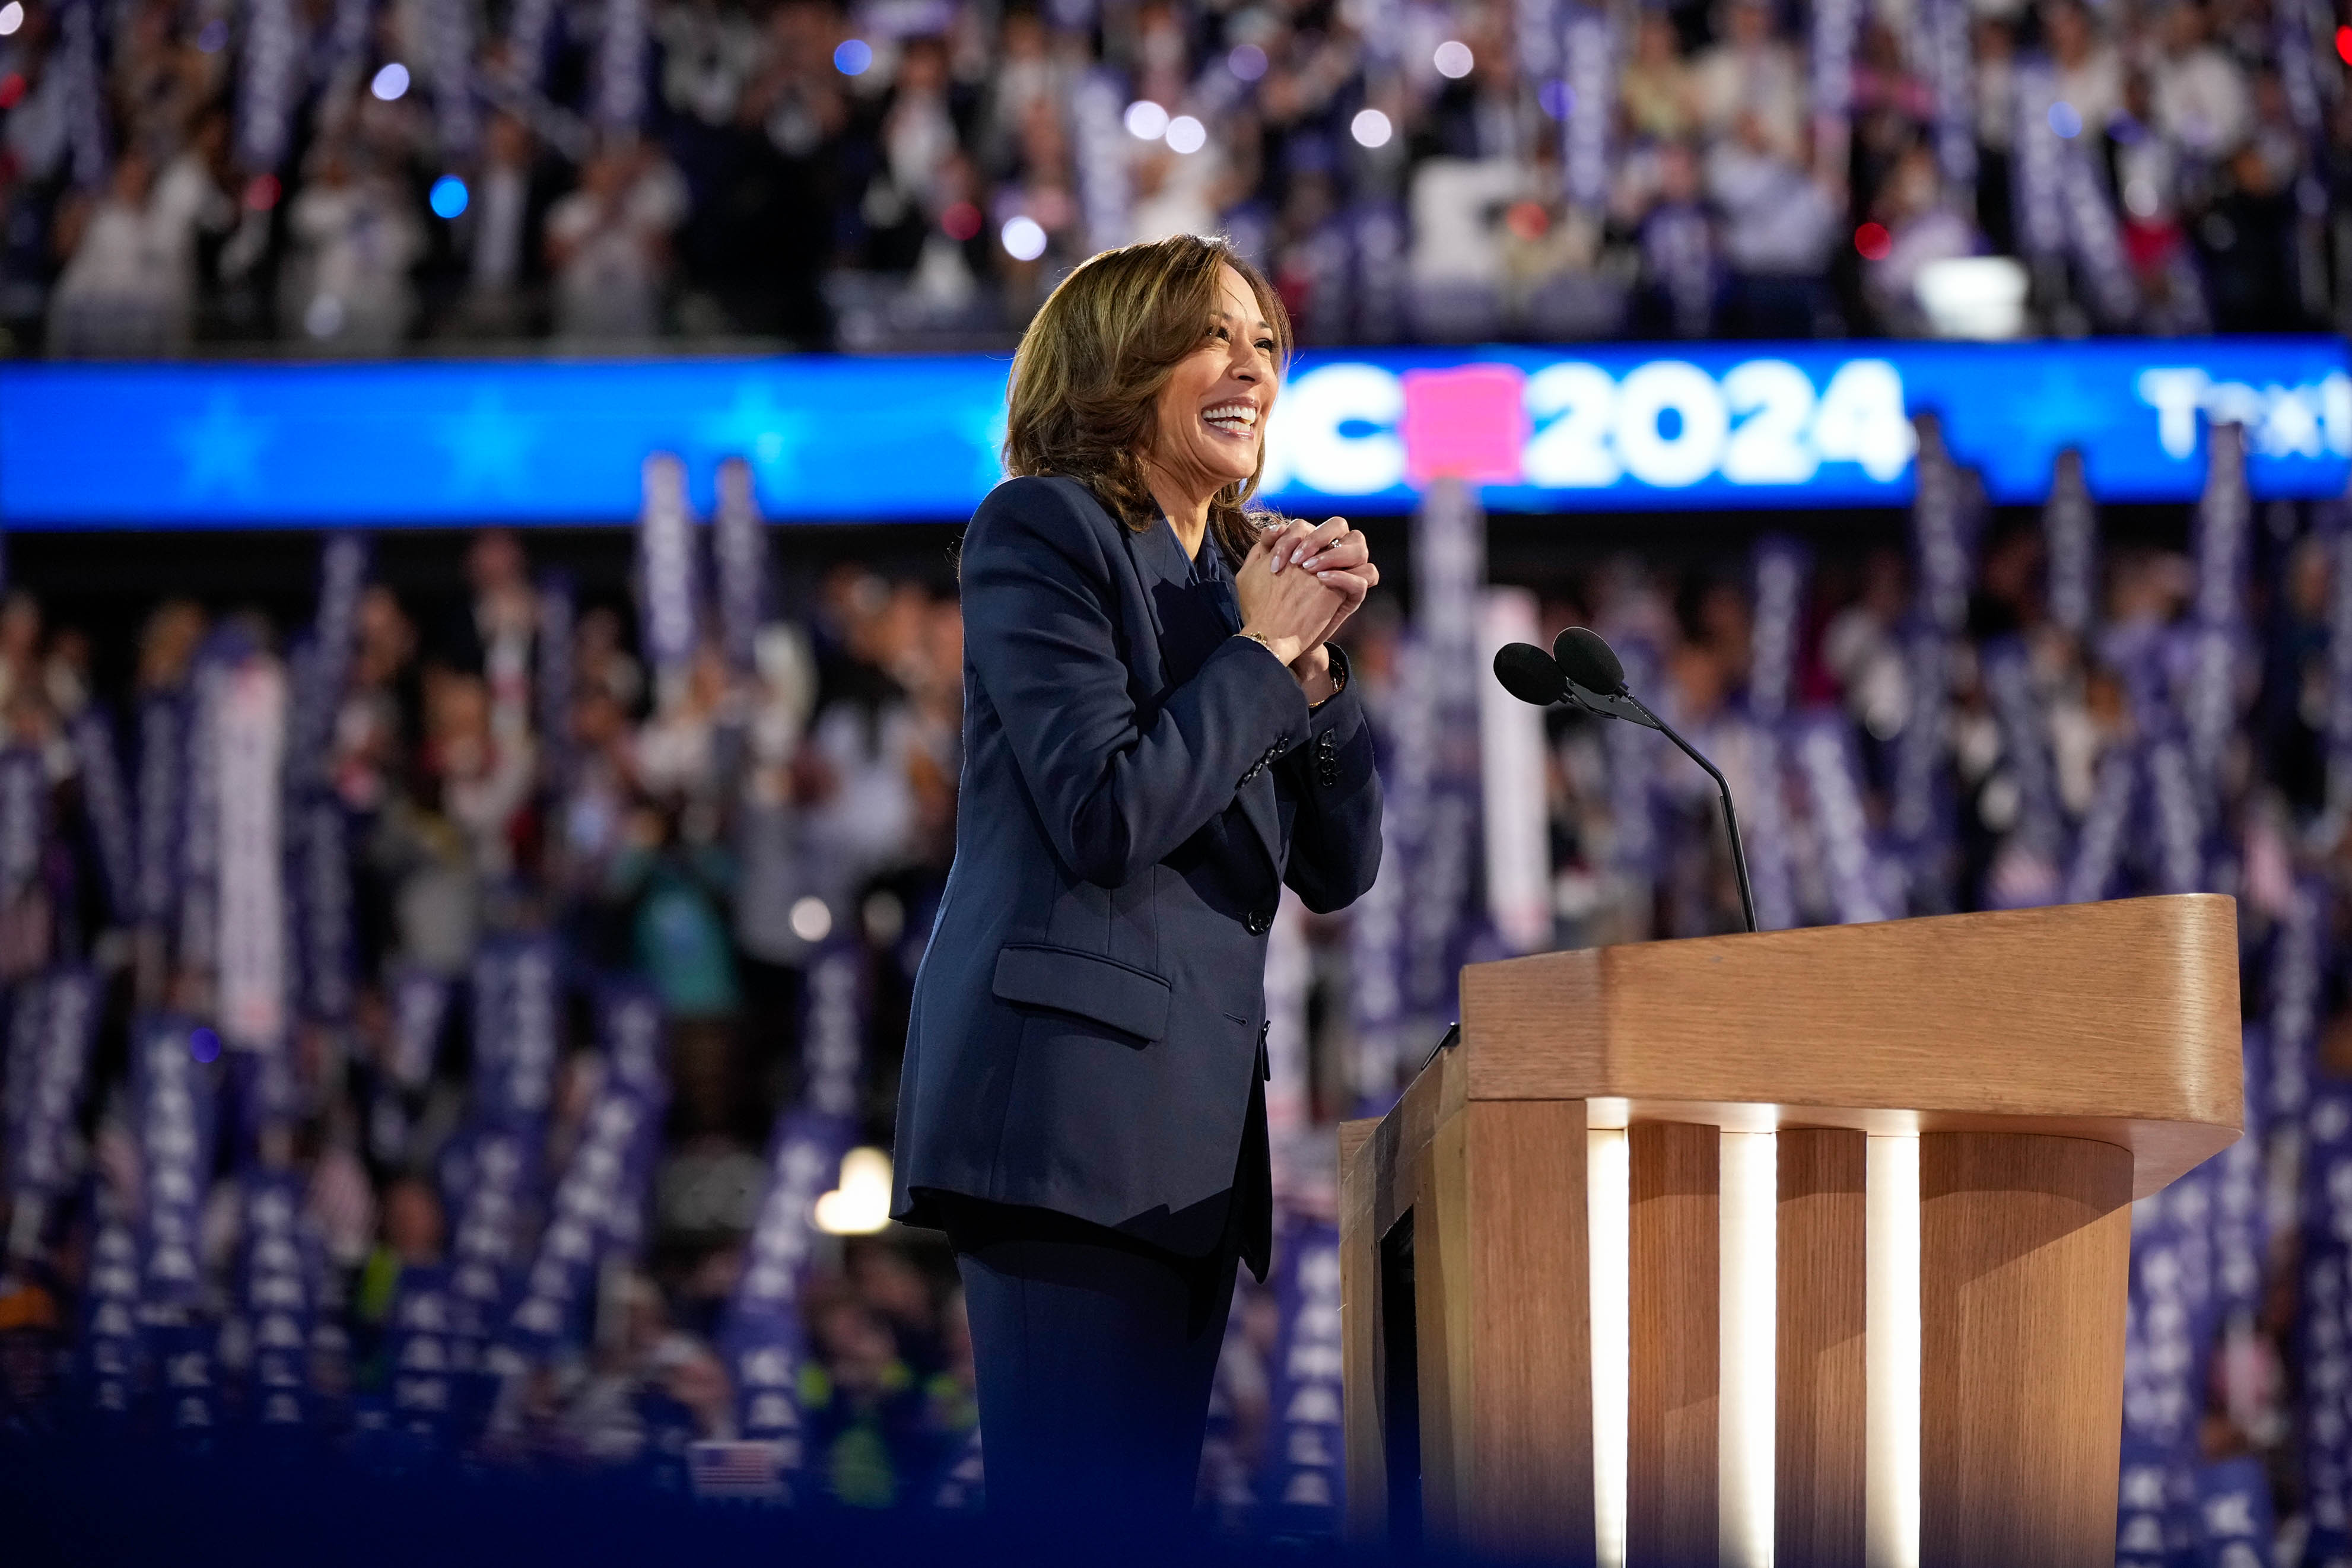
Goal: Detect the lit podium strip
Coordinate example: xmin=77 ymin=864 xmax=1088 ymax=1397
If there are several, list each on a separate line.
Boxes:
xmin=1864 ymin=1136 xmax=1922 ymax=1568
xmin=1339 ymin=895 xmax=2241 ymax=1567
xmin=1586 ymin=1127 xmax=1917 ymax=1568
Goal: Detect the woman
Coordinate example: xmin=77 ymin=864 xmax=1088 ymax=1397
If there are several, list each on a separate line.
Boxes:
xmin=890 ymin=234 xmax=1382 ymax=1523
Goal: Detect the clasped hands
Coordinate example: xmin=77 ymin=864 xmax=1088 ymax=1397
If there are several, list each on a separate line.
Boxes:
xmin=1235 ymin=516 xmax=1379 ymax=704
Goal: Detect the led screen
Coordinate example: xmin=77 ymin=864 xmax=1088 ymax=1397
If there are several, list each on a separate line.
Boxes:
xmin=1 ymin=338 xmax=2342 ymax=526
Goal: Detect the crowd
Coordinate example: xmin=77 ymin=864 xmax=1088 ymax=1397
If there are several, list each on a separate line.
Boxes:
xmin=0 ymin=498 xmax=1366 ymax=1524
xmin=0 ymin=526 xmax=997 ymax=1507
xmin=1 ymin=0 xmax=2345 ymax=355
xmin=0 ymin=409 xmax=2346 ymax=1555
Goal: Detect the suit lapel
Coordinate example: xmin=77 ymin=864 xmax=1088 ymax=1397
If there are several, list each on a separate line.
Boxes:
xmin=1121 ymin=512 xmax=1185 ymax=657
xmin=1129 ymin=518 xmax=1232 ymax=688
xmin=1196 ymin=539 xmax=1286 ymax=883
xmin=1120 ymin=517 xmax=1286 ymax=885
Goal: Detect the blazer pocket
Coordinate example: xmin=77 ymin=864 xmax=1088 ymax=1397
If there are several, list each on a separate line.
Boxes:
xmin=990 ymin=943 xmax=1172 ymax=1044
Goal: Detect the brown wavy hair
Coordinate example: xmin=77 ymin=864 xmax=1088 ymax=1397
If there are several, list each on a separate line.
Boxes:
xmin=1002 ymin=234 xmax=1292 ymax=569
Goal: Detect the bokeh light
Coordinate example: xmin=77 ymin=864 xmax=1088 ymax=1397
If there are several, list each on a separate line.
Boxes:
xmin=369 ymin=62 xmax=409 ymax=100
xmin=1538 ymin=79 xmax=1575 ymax=119
xmin=1000 ymin=215 xmax=1048 ymax=260
xmin=1854 ymin=221 xmax=1892 ymax=261
xmin=1228 ymin=43 xmax=1267 ymax=81
xmin=812 ymin=1148 xmax=895 ymax=1235
xmin=189 ymin=1028 xmax=221 ymax=1064
xmin=429 ymin=174 xmax=469 ymax=218
xmin=1124 ymin=99 xmax=1169 ymax=140
xmin=832 ymin=37 xmax=872 ymax=75
xmin=2048 ymin=100 xmax=2083 ymax=139
xmin=789 ymin=895 xmax=833 ymax=943
xmin=0 ymin=4 xmax=21 ymax=36
xmin=1165 ymin=115 xmax=1206 ymax=154
xmin=941 ymin=201 xmax=982 ymax=241
xmin=1350 ymin=107 xmax=1393 ymax=148
xmin=242 ymin=172 xmax=281 ymax=210
xmin=1434 ymin=40 xmax=1474 ymax=78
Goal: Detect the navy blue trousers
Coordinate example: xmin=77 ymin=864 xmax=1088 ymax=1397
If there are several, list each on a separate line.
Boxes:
xmin=948 ymin=1208 xmax=1241 ymax=1529
xmin=940 ymin=1059 xmax=1267 ymax=1528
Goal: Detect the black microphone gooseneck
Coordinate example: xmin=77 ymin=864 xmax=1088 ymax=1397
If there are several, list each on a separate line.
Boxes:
xmin=1493 ymin=631 xmax=1758 ymax=934
xmin=1551 ymin=628 xmax=1757 ymax=934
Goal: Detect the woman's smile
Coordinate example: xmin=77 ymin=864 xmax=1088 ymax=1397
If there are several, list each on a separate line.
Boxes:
xmin=1200 ymin=399 xmax=1260 ymax=443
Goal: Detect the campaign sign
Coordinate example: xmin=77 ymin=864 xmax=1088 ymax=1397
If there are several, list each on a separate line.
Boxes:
xmin=1258 ymin=1218 xmax=1346 ymax=1532
xmin=0 ymin=339 xmax=2342 ymax=524
xmin=239 ymin=1170 xmax=316 ymax=1430
xmin=134 ymin=1015 xmax=216 ymax=1309
xmin=77 ymin=1220 xmax=142 ymax=1420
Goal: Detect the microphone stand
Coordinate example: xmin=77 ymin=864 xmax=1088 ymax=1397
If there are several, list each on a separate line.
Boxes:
xmin=1426 ymin=686 xmax=1759 ymax=1080
xmin=1636 ymin=695 xmax=1757 ymax=935
xmin=1571 ymin=679 xmax=1757 ymax=934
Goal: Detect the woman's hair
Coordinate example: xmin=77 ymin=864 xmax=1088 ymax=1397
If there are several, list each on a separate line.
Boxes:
xmin=1002 ymin=234 xmax=1292 ymax=568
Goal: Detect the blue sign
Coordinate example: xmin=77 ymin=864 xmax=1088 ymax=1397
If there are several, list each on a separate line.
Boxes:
xmin=1 ymin=339 xmax=2343 ymax=526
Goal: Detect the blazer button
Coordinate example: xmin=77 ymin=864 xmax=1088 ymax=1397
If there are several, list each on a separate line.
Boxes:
xmin=1245 ymin=909 xmax=1273 ymax=936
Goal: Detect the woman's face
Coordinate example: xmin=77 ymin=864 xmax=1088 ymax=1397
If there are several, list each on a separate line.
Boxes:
xmin=1143 ymin=263 xmax=1279 ymax=505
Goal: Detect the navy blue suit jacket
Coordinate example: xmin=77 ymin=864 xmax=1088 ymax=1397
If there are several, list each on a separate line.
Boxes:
xmin=891 ymin=476 xmax=1383 ymax=1271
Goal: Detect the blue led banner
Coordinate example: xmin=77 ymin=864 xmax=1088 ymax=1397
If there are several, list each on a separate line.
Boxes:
xmin=1 ymin=338 xmax=2343 ymax=526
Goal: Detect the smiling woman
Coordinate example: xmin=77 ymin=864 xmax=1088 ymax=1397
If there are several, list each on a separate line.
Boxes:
xmin=889 ymin=234 xmax=1385 ymax=1533
xmin=997 ymin=237 xmax=1290 ymax=568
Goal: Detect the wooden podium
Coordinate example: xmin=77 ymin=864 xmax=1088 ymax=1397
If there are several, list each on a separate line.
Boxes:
xmin=1339 ymin=895 xmax=2242 ymax=1567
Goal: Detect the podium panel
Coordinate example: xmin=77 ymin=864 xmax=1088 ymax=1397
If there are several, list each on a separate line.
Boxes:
xmin=1777 ymin=1128 xmax=1867 ymax=1568
xmin=1340 ymin=896 xmax=2242 ymax=1566
xmin=1919 ymin=1134 xmax=2134 ymax=1568
xmin=1628 ymin=1122 xmax=1717 ymax=1568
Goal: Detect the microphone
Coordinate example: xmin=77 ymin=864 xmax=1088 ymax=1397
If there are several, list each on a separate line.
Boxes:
xmin=1553 ymin=626 xmax=1624 ymax=694
xmin=1492 ymin=643 xmax=1567 ymax=707
xmin=1492 ymin=625 xmax=1759 ymax=934
xmin=1553 ymin=626 xmax=1662 ymax=732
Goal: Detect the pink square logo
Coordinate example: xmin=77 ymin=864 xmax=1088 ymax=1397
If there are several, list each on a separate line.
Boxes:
xmin=1401 ymin=365 xmax=1528 ymax=486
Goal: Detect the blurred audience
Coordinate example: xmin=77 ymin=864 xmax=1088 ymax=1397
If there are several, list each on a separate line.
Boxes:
xmin=0 ymin=463 xmax=2341 ymax=1549
xmin=0 ymin=0 xmax=2340 ymax=354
